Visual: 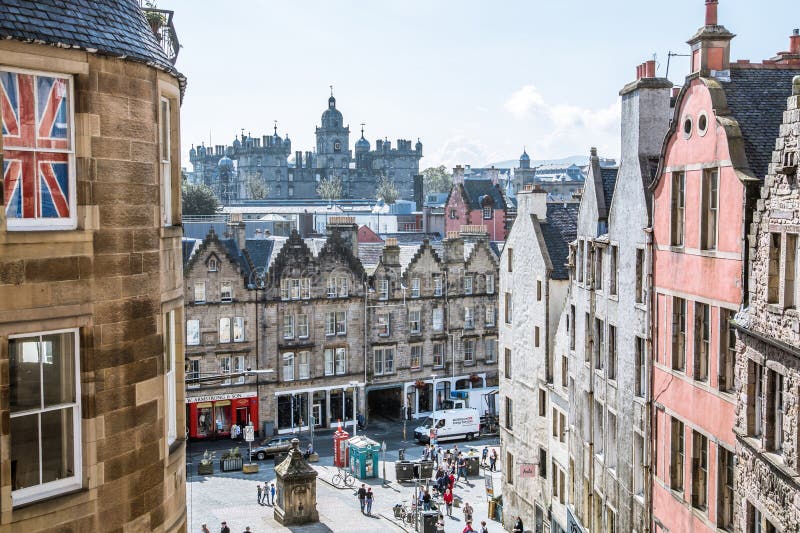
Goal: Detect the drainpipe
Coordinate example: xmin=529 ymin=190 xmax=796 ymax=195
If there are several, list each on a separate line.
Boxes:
xmin=740 ymin=179 xmax=758 ymax=309
xmin=644 ymin=226 xmax=655 ymax=533
xmin=364 ymin=277 xmax=369 ymax=386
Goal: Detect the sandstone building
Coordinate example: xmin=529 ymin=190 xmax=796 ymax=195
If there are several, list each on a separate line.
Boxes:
xmin=733 ymin=74 xmax=800 ymax=533
xmin=183 ymin=217 xmax=500 ymax=436
xmin=188 ymin=96 xmax=423 ymax=203
xmin=0 ymin=1 xmax=186 ymax=530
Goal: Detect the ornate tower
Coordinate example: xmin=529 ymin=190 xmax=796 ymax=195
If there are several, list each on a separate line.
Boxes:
xmin=315 ymin=90 xmax=351 ymax=172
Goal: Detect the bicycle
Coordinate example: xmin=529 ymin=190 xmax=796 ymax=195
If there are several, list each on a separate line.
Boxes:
xmin=393 ymin=501 xmax=418 ymax=525
xmin=331 ymin=468 xmax=355 ymax=488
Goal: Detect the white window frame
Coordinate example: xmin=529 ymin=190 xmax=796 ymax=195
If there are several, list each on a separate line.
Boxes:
xmin=486 ymin=274 xmax=495 ymax=295
xmin=290 ymin=279 xmax=301 ymax=300
xmin=409 ymin=309 xmax=421 ymax=334
xmin=3 ymin=67 xmax=77 ymax=231
xmin=297 ymin=314 xmax=309 ymax=339
xmin=327 ymin=276 xmax=337 ymax=298
xmin=283 ymin=313 xmax=295 ymax=339
xmin=187 ymin=358 xmax=200 ymax=388
xmin=186 ymin=319 xmax=200 ymax=346
xmin=194 ymin=281 xmax=206 ymax=304
xmin=434 ymin=275 xmax=443 ymax=297
xmin=283 ymin=352 xmax=295 ymax=381
xmin=326 ymin=312 xmax=336 ymax=336
xmin=219 ymin=317 xmax=231 ymax=343
xmin=233 ymin=355 xmax=245 ymax=384
xmin=9 ymin=328 xmax=82 ymax=506
xmin=220 ymin=281 xmax=233 ymax=303
xmin=485 ymin=338 xmax=497 ymax=362
xmin=324 ymin=348 xmax=335 ymax=376
xmin=432 ymin=308 xmax=443 ymax=332
xmin=433 ymin=342 xmax=444 ymax=368
xmin=411 ymin=277 xmax=420 ymax=298
xmin=485 ymin=304 xmax=495 ymax=326
xmin=298 ymin=351 xmax=310 ymax=380
xmin=483 ymin=206 xmax=492 ymax=220
xmin=335 ymin=311 xmax=347 ymax=335
xmin=410 ymin=345 xmax=422 ymax=369
xmin=301 ymin=278 xmax=311 ymax=299
xmin=159 ymin=96 xmax=173 ymax=226
xmin=379 ymin=279 xmax=389 ymax=300
xmin=164 ymin=311 xmax=177 ymax=445
xmin=337 ymin=277 xmax=349 ymax=297
xmin=375 ymin=347 xmax=395 ymax=375
xmin=463 ymin=339 xmax=475 ymax=364
xmin=280 ymin=279 xmax=290 ymax=300
xmin=377 ymin=313 xmax=391 ymax=336
xmin=464 ymin=307 xmax=474 ymax=329
xmin=464 ymin=275 xmax=473 ymax=295
xmin=335 ymin=347 xmax=347 ymax=375
xmin=233 ymin=317 xmax=245 ymax=342
xmin=219 ymin=355 xmax=231 ymax=385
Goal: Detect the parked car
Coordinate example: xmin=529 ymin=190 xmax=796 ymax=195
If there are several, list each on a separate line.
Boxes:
xmin=250 ymin=436 xmax=303 ymax=460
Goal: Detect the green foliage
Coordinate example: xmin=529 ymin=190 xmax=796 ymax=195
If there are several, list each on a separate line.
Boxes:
xmin=200 ymin=450 xmax=216 ymax=465
xmin=376 ymin=175 xmax=399 ymax=205
xmin=317 ymin=176 xmax=343 ymax=203
xmin=422 ymin=165 xmax=453 ymax=195
xmin=181 ymin=182 xmax=221 ymax=216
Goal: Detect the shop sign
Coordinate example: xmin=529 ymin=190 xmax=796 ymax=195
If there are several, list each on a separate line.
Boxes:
xmin=186 ymin=391 xmax=257 ymax=404
xmin=519 ymin=462 xmax=538 ymax=478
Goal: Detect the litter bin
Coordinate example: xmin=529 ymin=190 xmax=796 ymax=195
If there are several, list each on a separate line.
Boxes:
xmin=465 ymin=456 xmax=480 ymax=476
xmin=396 ymin=461 xmax=415 ymax=482
xmin=348 ymin=435 xmax=380 ymax=479
xmin=419 ymin=460 xmax=434 ymax=479
xmin=419 ymin=511 xmax=439 ymax=533
xmin=488 ymin=499 xmax=496 ymax=520
xmin=398 ymin=448 xmax=406 ymax=461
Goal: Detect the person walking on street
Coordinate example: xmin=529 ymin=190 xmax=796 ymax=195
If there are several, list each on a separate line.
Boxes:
xmin=463 ymin=501 xmax=474 ymax=523
xmin=443 ymin=488 xmax=454 ymax=517
xmin=201 ymin=525 xmax=210 ymax=533
xmin=220 ymin=522 xmax=231 ymax=533
xmin=512 ymin=516 xmax=524 ymax=533
xmin=489 ymin=449 xmax=498 ymax=472
xmin=242 ymin=528 xmax=251 ymax=533
xmin=357 ymin=483 xmax=367 ymax=513
xmin=481 ymin=446 xmax=489 ymax=467
xmin=257 ymin=483 xmax=263 ymax=505
xmin=269 ymin=482 xmax=276 ymax=506
xmin=479 ymin=520 xmax=489 ymax=533
xmin=365 ymin=487 xmax=374 ymax=516
xmin=423 ymin=489 xmax=432 ymax=511
xmin=462 ymin=519 xmax=476 ymax=533
xmin=458 ymin=454 xmax=468 ymax=483
xmin=436 ymin=515 xmax=446 ymax=533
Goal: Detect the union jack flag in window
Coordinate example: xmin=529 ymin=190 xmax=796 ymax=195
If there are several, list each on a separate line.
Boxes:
xmin=2 ymin=69 xmax=73 ymax=227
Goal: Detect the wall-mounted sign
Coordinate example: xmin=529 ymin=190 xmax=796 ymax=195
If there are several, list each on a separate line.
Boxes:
xmin=186 ymin=391 xmax=257 ymax=404
xmin=519 ymin=463 xmax=538 ymax=478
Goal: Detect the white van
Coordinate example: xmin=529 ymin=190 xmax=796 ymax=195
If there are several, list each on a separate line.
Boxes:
xmin=413 ymin=408 xmax=481 ymax=443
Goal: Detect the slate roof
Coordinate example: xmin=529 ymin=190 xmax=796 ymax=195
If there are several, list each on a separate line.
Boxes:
xmin=540 ymin=203 xmax=580 ymax=280
xmin=720 ymin=68 xmax=799 ymax=180
xmin=0 ymin=0 xmax=185 ymax=90
xmin=181 ymin=238 xmax=200 ymax=269
xmin=378 ymin=232 xmax=442 ymax=243
xmin=462 ymin=179 xmax=507 ymax=210
xmin=600 ymin=167 xmax=619 ymax=214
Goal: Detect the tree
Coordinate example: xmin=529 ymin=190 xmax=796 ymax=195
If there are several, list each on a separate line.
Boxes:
xmin=375 ymin=175 xmax=399 ymax=205
xmin=317 ymin=176 xmax=342 ymax=204
xmin=422 ymin=165 xmax=452 ymax=195
xmin=246 ymin=173 xmax=270 ymax=200
xmin=182 ymin=183 xmax=220 ymax=216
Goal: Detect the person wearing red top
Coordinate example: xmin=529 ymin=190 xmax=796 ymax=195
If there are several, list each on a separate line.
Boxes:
xmin=443 ymin=488 xmax=454 ymax=517
xmin=448 ymin=472 xmax=455 ymax=490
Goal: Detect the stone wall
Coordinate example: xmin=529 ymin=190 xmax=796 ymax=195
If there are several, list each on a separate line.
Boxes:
xmin=0 ymin=42 xmax=186 ymax=531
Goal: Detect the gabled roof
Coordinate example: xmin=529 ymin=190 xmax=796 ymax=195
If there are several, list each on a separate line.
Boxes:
xmin=600 ymin=167 xmax=619 ymax=215
xmin=539 ymin=203 xmax=580 ymax=280
xmin=719 ymin=68 xmax=799 ymax=180
xmin=0 ymin=0 xmax=185 ymax=88
xmin=461 ymin=179 xmax=507 ymax=210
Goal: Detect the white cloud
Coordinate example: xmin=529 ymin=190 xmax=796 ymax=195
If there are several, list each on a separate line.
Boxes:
xmin=426 ymin=136 xmax=496 ymax=169
xmin=503 ymin=85 xmax=621 ymax=160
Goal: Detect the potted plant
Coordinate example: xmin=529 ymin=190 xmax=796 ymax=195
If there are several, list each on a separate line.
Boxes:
xmin=220 ymin=446 xmax=243 ymax=472
xmin=469 ymin=373 xmax=482 ymax=385
xmin=197 ymin=450 xmax=215 ymax=475
xmin=414 ymin=379 xmax=426 ymax=390
xmin=143 ymin=1 xmax=166 ymax=37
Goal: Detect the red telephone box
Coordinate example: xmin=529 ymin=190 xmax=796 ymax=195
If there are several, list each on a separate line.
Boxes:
xmin=333 ymin=423 xmax=350 ymax=467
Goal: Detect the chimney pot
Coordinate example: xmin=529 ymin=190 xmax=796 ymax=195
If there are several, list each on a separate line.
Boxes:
xmin=791 ymin=29 xmax=800 ymax=54
xmin=705 ymin=0 xmax=718 ymax=26
xmin=645 ymin=60 xmax=656 ymax=78
xmin=590 ymin=147 xmax=598 ymax=158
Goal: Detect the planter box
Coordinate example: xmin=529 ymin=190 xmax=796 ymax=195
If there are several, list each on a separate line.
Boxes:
xmin=242 ymin=463 xmax=259 ymax=474
xmin=220 ymin=457 xmax=243 ymax=472
xmin=197 ymin=463 xmax=214 ymax=476
xmin=307 ymin=452 xmax=319 ymax=463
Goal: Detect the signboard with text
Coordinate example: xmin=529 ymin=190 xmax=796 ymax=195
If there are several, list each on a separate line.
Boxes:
xmin=186 ymin=391 xmax=257 ymax=404
xmin=519 ymin=462 xmax=538 ymax=478
xmin=244 ymin=425 xmax=254 ymax=442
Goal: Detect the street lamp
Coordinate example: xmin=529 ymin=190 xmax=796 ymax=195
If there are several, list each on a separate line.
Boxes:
xmin=431 ymin=374 xmax=437 ymax=447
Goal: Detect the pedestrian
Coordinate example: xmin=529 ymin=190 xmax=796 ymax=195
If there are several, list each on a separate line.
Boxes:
xmin=201 ymin=524 xmax=210 ymax=533
xmin=443 ymin=488 xmax=454 ymax=517
xmin=463 ymin=501 xmax=473 ymax=523
xmin=489 ymin=449 xmax=498 ymax=472
xmin=480 ymin=520 xmax=489 ymax=533
xmin=436 ymin=514 xmax=446 ymax=533
xmin=462 ymin=519 xmax=476 ymax=533
xmin=458 ymin=454 xmax=468 ymax=483
xmin=481 ymin=446 xmax=489 ymax=467
xmin=304 ymin=442 xmax=314 ymax=459
xmin=269 ymin=482 xmax=276 ymax=506
xmin=512 ymin=516 xmax=524 ymax=533
xmin=423 ymin=489 xmax=432 ymax=511
xmin=257 ymin=483 xmax=263 ymax=505
xmin=448 ymin=471 xmax=455 ymax=490
xmin=357 ymin=483 xmax=367 ymax=513
xmin=220 ymin=521 xmax=230 ymax=533
xmin=242 ymin=528 xmax=251 ymax=533
xmin=365 ymin=487 xmax=374 ymax=515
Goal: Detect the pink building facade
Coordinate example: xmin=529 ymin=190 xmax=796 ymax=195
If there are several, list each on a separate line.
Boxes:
xmin=650 ymin=2 xmax=800 ymax=532
xmin=444 ymin=165 xmax=512 ymax=241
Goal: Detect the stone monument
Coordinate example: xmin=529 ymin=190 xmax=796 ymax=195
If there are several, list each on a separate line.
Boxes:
xmin=274 ymin=438 xmax=319 ymax=525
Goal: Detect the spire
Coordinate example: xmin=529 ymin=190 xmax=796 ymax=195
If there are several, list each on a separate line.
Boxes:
xmin=273 ymin=120 xmax=278 ymax=135
xmin=360 ymin=123 xmax=366 ymax=138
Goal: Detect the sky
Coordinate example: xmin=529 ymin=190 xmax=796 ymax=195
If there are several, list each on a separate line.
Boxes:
xmin=166 ymin=0 xmax=798 ymax=170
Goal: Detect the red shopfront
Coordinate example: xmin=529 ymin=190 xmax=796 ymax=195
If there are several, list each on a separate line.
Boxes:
xmin=186 ymin=391 xmax=259 ymax=439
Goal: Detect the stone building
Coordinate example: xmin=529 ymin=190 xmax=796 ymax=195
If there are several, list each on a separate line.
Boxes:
xmin=0 ymin=1 xmax=186 ymax=530
xmin=367 ymin=228 xmax=500 ymax=420
xmin=183 ymin=225 xmax=267 ymax=439
xmin=499 ymin=185 xmax=579 ymax=533
xmin=188 ymin=96 xmax=423 ymax=203
xmin=564 ymin=63 xmax=671 ymax=533
xmin=650 ymin=3 xmax=800 ymax=533
xmin=733 ymin=74 xmax=800 ymax=533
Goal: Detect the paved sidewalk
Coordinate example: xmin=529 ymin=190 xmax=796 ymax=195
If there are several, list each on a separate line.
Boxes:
xmin=187 ymin=445 xmax=505 ymax=533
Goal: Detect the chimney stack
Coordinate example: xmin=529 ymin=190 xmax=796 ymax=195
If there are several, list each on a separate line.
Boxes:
xmin=516 ymin=183 xmax=548 ymax=221
xmin=326 ymin=216 xmax=359 ymax=256
xmin=705 ymin=0 xmax=718 ymax=26
xmin=453 ymin=165 xmax=465 ymax=185
xmin=791 ymin=28 xmax=800 ymax=54
xmin=382 ymin=238 xmax=401 ymax=266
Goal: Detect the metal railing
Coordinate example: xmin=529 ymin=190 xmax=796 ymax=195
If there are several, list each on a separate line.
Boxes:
xmin=140 ymin=4 xmax=180 ymax=64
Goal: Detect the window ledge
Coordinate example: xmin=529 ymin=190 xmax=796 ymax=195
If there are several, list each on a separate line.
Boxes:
xmin=12 ymin=481 xmax=84 ymax=509
xmin=160 ymin=225 xmax=184 ymax=239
